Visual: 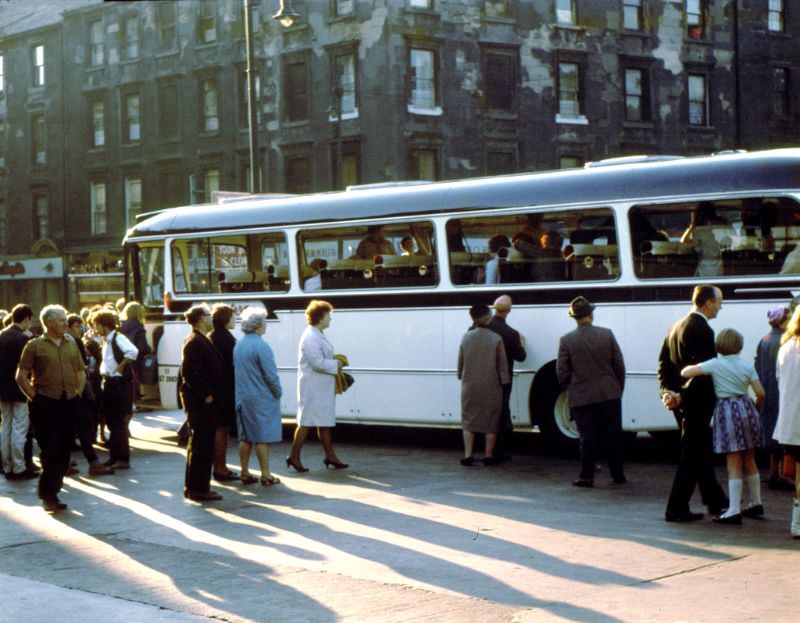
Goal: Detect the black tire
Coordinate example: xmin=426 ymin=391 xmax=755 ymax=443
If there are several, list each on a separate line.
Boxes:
xmin=530 ymin=362 xmax=579 ymax=456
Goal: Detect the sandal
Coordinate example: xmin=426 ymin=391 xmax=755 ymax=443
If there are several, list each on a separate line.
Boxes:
xmin=260 ymin=475 xmax=281 ymax=487
xmin=240 ymin=474 xmax=258 ymax=485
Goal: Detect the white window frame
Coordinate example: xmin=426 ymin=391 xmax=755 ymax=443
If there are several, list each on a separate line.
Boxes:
xmin=33 ymin=45 xmax=44 ymax=86
xmin=408 ymin=47 xmax=442 ymax=116
xmin=124 ymin=177 xmax=142 ymax=230
xmin=91 ymin=181 xmax=107 ymax=235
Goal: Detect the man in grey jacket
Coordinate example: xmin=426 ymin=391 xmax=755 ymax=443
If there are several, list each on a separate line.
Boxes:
xmin=556 ymin=296 xmax=626 ymax=487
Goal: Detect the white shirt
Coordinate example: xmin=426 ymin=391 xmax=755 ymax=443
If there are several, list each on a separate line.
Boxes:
xmin=304 ymin=274 xmax=322 ymax=292
xmin=774 ymin=338 xmax=800 ymax=446
xmin=100 ymin=330 xmax=139 ymax=377
xmin=485 ymin=256 xmax=500 ymax=284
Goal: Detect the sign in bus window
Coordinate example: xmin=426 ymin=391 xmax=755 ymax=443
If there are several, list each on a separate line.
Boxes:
xmin=171 ymin=232 xmax=290 ymax=294
xmin=297 ymin=222 xmax=437 ymax=291
xmin=630 ymin=196 xmax=800 ymax=279
xmin=447 ymin=209 xmax=619 ymax=286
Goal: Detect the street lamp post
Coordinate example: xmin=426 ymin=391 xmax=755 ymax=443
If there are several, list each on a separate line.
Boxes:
xmin=243 ymin=0 xmax=300 ymax=194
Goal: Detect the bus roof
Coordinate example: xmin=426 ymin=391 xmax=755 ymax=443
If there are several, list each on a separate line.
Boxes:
xmin=127 ymin=149 xmax=800 ymax=238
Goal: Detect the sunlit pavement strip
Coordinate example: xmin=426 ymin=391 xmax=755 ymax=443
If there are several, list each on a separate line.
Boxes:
xmin=0 ymin=409 xmax=797 ymax=622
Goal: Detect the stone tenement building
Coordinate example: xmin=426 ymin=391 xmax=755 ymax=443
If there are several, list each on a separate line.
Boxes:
xmin=0 ymin=0 xmax=797 ymax=309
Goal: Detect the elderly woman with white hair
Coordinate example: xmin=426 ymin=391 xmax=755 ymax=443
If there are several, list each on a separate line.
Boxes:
xmin=233 ymin=306 xmax=282 ymax=486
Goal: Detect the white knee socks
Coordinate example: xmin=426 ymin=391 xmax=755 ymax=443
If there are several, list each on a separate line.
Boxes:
xmin=744 ymin=473 xmax=762 ymax=508
xmin=721 ymin=479 xmax=742 ymax=518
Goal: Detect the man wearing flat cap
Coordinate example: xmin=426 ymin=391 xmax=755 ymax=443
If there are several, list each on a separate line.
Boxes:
xmin=556 ymin=296 xmax=626 ymax=487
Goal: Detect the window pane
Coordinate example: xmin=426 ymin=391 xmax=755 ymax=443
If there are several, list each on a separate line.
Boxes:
xmin=298 ymin=221 xmax=438 ymax=291
xmin=631 ymin=197 xmax=800 ymax=278
xmin=412 ymin=149 xmax=437 ymax=180
xmin=202 ymin=79 xmax=219 ymax=131
xmin=159 ymin=84 xmax=178 ymax=137
xmin=625 ymin=69 xmax=643 ymax=121
xmin=335 ymin=54 xmax=356 ymax=114
xmin=409 ymin=0 xmax=432 ymax=7
xmin=92 ymin=101 xmax=105 ymax=146
xmin=286 ymin=61 xmax=308 ymax=121
xmin=204 ymin=168 xmax=220 ymax=198
xmin=126 ymin=94 xmax=140 ymax=141
xmin=91 ymin=182 xmax=107 ymax=235
xmin=336 ymin=0 xmax=354 ymax=15
xmin=447 ymin=209 xmax=618 ymax=286
xmin=124 ymin=18 xmax=139 ymax=59
xmin=138 ymin=244 xmax=165 ymax=307
xmin=559 ymin=155 xmax=583 ymax=168
xmin=173 ymin=233 xmax=290 ymax=294
xmin=558 ymin=62 xmax=579 ymax=116
xmin=285 ymin=156 xmax=311 ymax=194
xmin=556 ymin=0 xmax=575 ymax=24
xmin=688 ymin=74 xmax=706 ymax=125
xmin=125 ymin=177 xmax=142 ymax=227
xmin=485 ymin=52 xmax=515 ymax=110
xmin=410 ymin=48 xmax=436 ymax=109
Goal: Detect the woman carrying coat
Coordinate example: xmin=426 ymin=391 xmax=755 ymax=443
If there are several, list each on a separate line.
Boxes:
xmin=233 ymin=306 xmax=282 ymax=486
xmin=773 ymin=305 xmax=800 ymax=537
xmin=287 ymin=300 xmax=348 ymax=472
xmin=210 ymin=304 xmax=239 ymax=482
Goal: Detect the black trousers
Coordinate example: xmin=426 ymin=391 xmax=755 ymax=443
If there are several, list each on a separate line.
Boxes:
xmin=28 ymin=394 xmax=76 ymax=501
xmin=494 ymin=384 xmax=514 ymax=456
xmin=102 ymin=377 xmax=132 ymax=463
xmin=666 ymin=406 xmax=727 ymax=514
xmin=185 ymin=402 xmax=217 ymax=493
xmin=572 ymin=398 xmax=625 ymax=481
xmin=73 ymin=396 xmax=99 ymax=465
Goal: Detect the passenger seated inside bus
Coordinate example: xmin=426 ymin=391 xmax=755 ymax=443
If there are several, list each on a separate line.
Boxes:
xmin=680 ymin=202 xmax=733 ymax=277
xmin=570 ymin=215 xmax=617 ymax=245
xmin=631 ymin=196 xmax=800 ymax=279
xmin=485 ymin=234 xmax=511 ymax=284
xmin=448 ymin=209 xmax=619 ymax=285
xmin=304 ymin=258 xmax=327 ymax=292
xmin=353 ymin=225 xmax=396 ymax=259
xmin=400 ymin=236 xmax=417 ymax=256
xmin=299 ymin=221 xmax=437 ymax=290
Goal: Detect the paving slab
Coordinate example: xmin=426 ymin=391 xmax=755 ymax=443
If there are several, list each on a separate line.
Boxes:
xmin=0 ymin=409 xmax=797 ymax=623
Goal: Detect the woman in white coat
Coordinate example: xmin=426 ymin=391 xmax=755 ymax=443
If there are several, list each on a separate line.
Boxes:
xmin=773 ymin=306 xmax=800 ymax=537
xmin=286 ymin=300 xmax=348 ymax=472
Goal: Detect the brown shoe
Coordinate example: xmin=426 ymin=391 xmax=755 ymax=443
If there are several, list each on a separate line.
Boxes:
xmin=89 ymin=462 xmax=115 ymax=476
xmin=186 ymin=490 xmax=223 ymax=502
xmin=109 ymin=461 xmax=130 ymax=470
xmin=42 ymin=497 xmax=68 ymax=513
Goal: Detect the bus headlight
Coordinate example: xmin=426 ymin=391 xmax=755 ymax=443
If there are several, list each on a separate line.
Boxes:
xmin=418 ymin=265 xmax=428 ymax=276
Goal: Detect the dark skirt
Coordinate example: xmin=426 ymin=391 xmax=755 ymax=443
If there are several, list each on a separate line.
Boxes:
xmin=712 ymin=395 xmax=763 ymax=454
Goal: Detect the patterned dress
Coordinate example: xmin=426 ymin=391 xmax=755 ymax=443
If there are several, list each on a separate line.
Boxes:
xmin=699 ymin=355 xmax=763 ymax=453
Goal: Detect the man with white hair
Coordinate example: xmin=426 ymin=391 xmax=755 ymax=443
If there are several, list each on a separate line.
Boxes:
xmin=16 ymin=305 xmax=86 ymax=512
xmin=487 ymin=295 xmax=526 ymax=462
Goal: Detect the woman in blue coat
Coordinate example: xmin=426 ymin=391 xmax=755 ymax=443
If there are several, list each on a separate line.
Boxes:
xmin=233 ymin=306 xmax=282 ymax=486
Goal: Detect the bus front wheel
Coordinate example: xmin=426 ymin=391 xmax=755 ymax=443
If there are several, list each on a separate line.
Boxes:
xmin=530 ymin=364 xmax=579 ymax=455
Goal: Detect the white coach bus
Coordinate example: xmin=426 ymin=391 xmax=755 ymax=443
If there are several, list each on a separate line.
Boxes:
xmin=123 ymin=149 xmax=800 ymax=450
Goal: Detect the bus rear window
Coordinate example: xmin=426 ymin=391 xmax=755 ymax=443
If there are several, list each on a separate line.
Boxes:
xmin=447 ymin=208 xmax=619 ymax=285
xmin=171 ymin=232 xmax=290 ymax=295
xmin=297 ymin=221 xmax=437 ymax=291
xmin=630 ymin=196 xmax=800 ymax=279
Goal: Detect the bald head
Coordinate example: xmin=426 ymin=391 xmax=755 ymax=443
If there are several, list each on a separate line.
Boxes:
xmin=493 ymin=295 xmax=512 ymax=317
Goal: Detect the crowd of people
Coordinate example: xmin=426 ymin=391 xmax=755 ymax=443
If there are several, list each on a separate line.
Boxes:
xmin=2 ymin=288 xmax=800 ymax=539
xmin=0 ymin=299 xmax=149 ymax=512
xmin=457 ymin=286 xmax=800 ymax=537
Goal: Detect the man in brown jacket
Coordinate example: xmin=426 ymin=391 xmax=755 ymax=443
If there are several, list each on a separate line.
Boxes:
xmin=556 ymin=296 xmax=626 ymax=487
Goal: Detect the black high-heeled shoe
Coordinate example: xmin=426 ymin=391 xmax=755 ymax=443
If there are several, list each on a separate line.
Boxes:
xmin=285 ymin=457 xmax=309 ymax=473
xmin=323 ymin=458 xmax=349 ymax=469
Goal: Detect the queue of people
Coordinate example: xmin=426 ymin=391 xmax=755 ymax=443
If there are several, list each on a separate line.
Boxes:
xmin=3 ymin=288 xmax=800 ymax=540
xmin=177 ymin=299 xmax=350 ymax=502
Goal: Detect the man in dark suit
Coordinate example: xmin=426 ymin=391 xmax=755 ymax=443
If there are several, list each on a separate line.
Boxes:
xmin=556 ymin=296 xmax=626 ymax=487
xmin=488 ymin=295 xmax=526 ymax=462
xmin=180 ymin=304 xmax=225 ymax=502
xmin=659 ymin=284 xmax=728 ymax=522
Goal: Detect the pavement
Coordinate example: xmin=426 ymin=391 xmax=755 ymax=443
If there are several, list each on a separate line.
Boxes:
xmin=0 ymin=410 xmax=798 ymax=623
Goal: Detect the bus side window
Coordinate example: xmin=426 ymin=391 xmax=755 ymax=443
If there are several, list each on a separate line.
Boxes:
xmin=449 ymin=209 xmax=619 ymax=286
xmin=297 ymin=221 xmax=438 ymax=291
xmin=631 ymin=197 xmax=800 ymax=279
